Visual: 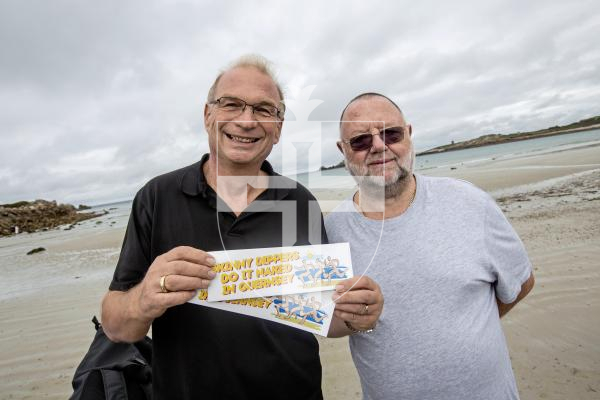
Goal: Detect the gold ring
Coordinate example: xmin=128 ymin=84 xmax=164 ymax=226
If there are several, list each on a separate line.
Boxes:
xmin=363 ymin=304 xmax=369 ymax=315
xmin=160 ymin=275 xmax=170 ymax=293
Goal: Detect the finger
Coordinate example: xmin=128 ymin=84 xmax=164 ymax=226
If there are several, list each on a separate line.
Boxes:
xmin=167 ymin=260 xmax=217 ymax=280
xmin=334 ymin=303 xmax=375 ymax=315
xmin=335 ymin=276 xmax=377 ymax=293
xmin=161 ymin=275 xmax=212 ymax=292
xmin=332 ymin=289 xmax=376 ymax=305
xmin=333 ymin=310 xmax=374 ymax=325
xmin=158 ymin=290 xmax=198 ymax=308
xmin=163 ymin=246 xmax=216 ymax=266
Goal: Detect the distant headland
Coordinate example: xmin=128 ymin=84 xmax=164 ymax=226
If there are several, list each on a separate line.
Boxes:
xmin=416 ymin=115 xmax=600 ymax=156
xmin=320 ymin=115 xmax=600 ymax=170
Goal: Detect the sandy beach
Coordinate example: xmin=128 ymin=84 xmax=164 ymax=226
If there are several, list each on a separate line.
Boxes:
xmin=1 ymin=143 xmax=599 ymax=399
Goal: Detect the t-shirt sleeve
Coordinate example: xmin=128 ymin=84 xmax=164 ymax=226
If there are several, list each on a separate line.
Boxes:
xmin=484 ymin=196 xmax=532 ymax=304
xmin=109 ymin=186 xmax=153 ymax=292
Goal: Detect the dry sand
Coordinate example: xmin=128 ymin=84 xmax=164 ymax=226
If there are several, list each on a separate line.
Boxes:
xmin=1 ymin=144 xmax=599 ymax=399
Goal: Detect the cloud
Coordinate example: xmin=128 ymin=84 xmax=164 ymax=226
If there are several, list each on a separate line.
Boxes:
xmin=1 ymin=0 xmax=600 ymax=204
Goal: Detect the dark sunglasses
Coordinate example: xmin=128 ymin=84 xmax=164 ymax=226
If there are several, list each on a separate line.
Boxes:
xmin=341 ymin=127 xmax=406 ymax=151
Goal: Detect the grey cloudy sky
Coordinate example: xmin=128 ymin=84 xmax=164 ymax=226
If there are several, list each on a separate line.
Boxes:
xmin=1 ymin=0 xmax=599 ymax=205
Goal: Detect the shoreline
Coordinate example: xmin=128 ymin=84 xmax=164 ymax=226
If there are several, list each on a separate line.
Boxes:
xmin=416 ymin=122 xmax=600 ymax=156
xmin=1 ymin=144 xmax=599 ymax=399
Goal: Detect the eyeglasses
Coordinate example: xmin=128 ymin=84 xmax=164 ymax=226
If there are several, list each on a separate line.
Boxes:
xmin=341 ymin=127 xmax=406 ymax=151
xmin=209 ymin=96 xmax=284 ymax=120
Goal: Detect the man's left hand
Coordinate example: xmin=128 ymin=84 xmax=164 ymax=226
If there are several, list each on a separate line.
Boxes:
xmin=332 ymin=275 xmax=383 ymax=332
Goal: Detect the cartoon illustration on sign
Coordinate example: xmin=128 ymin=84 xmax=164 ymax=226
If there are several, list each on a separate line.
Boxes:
xmin=190 ymin=289 xmax=335 ymax=336
xmin=293 ymin=254 xmax=349 ymax=287
xmin=272 ymin=294 xmax=328 ymax=329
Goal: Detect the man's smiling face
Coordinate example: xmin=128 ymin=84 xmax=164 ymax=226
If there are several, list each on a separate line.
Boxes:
xmin=339 ymin=96 xmax=413 ymax=194
xmin=204 ymin=66 xmax=283 ymax=170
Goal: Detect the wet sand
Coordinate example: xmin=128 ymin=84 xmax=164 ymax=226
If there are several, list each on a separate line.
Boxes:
xmin=1 ymin=144 xmax=599 ymax=399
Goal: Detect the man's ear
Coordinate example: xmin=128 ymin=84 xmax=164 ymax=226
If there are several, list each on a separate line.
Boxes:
xmin=336 ymin=141 xmax=344 ymax=154
xmin=203 ymin=103 xmax=211 ymax=132
xmin=407 ymin=124 xmax=413 ymax=137
xmin=273 ymin=118 xmax=284 ymax=144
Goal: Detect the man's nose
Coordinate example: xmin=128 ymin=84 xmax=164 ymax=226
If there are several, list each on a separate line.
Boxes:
xmin=235 ymin=105 xmax=259 ymax=128
xmin=370 ymin=128 xmax=386 ymax=152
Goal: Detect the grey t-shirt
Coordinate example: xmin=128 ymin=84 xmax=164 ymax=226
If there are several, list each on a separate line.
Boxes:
xmin=325 ymin=174 xmax=531 ymax=400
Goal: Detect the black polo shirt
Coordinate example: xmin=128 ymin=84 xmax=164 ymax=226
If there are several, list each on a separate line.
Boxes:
xmin=110 ymin=154 xmax=327 ymax=400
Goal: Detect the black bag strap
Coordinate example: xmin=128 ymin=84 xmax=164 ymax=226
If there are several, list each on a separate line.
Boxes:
xmin=100 ymin=369 xmax=128 ymax=400
xmin=92 ymin=316 xmax=102 ymax=331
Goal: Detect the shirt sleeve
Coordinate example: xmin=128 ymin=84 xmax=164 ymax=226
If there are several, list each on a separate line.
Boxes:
xmin=484 ymin=196 xmax=532 ymax=304
xmin=108 ymin=186 xmax=153 ymax=291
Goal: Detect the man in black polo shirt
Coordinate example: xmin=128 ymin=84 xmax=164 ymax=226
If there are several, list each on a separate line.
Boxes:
xmin=101 ymin=55 xmax=383 ymax=399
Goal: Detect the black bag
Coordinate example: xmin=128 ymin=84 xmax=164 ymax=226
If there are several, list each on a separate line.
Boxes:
xmin=70 ymin=316 xmax=152 ymax=400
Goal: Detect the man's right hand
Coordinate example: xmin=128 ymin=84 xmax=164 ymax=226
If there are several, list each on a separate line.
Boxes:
xmin=136 ymin=246 xmax=217 ymax=320
xmin=102 ymin=246 xmax=216 ymax=342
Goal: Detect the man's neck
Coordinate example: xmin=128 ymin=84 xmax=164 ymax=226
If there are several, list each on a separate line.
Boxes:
xmin=354 ymin=174 xmax=417 ymax=220
xmin=203 ymin=156 xmax=269 ymax=216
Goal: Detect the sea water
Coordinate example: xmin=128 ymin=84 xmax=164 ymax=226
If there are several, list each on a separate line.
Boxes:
xmin=92 ymin=128 xmax=600 ymax=204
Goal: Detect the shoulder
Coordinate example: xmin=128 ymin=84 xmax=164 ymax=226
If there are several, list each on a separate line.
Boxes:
xmin=135 ymin=161 xmax=203 ymax=205
xmin=324 ymin=195 xmax=356 ymax=225
xmin=148 ymin=162 xmax=201 ymax=190
xmin=418 ymin=174 xmax=492 ymax=206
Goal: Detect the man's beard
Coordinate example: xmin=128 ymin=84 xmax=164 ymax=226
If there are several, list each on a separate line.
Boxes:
xmin=345 ymin=148 xmax=414 ymax=199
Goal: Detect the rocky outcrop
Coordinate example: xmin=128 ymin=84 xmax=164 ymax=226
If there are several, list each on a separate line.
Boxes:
xmin=0 ymin=200 xmax=104 ymax=236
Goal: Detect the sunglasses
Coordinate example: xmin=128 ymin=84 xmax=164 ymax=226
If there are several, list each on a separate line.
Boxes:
xmin=341 ymin=127 xmax=406 ymax=151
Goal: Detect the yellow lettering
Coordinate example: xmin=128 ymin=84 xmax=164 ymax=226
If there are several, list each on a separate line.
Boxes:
xmin=222 ymin=284 xmax=236 ymax=295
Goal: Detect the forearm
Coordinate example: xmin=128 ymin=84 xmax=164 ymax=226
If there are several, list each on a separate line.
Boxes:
xmin=497 ymin=298 xmax=516 ymax=318
xmin=101 ymin=287 xmax=153 ymax=343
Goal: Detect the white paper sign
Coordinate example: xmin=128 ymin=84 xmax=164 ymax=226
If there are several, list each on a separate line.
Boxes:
xmin=189 ymin=289 xmax=336 ymax=337
xmin=205 ymin=243 xmax=353 ymax=302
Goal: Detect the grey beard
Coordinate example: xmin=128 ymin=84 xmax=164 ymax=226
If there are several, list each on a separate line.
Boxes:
xmin=345 ymin=159 xmax=412 ymax=199
xmin=363 ymin=167 xmax=411 ymax=199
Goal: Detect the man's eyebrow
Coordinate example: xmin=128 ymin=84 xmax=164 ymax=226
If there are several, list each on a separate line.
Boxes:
xmin=219 ymin=94 xmax=278 ymax=106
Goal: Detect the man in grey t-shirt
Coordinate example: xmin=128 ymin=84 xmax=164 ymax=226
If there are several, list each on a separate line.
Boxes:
xmin=325 ymin=93 xmax=535 ymax=400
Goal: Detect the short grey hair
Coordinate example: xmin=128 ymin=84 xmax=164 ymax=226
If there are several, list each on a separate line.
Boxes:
xmin=206 ymin=54 xmax=285 ymax=103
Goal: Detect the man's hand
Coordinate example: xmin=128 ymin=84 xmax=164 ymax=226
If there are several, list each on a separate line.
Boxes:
xmin=135 ymin=246 xmax=217 ymax=320
xmin=329 ymin=275 xmax=384 ymax=337
xmin=102 ymin=246 xmax=216 ymax=342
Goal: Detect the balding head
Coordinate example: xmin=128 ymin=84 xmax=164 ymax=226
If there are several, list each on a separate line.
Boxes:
xmin=207 ymin=54 xmax=284 ymax=104
xmin=339 ymin=92 xmax=404 ymax=130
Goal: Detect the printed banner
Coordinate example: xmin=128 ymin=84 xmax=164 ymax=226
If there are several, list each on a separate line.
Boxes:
xmin=188 ymin=289 xmax=336 ymax=337
xmin=205 ymin=243 xmax=353 ymax=301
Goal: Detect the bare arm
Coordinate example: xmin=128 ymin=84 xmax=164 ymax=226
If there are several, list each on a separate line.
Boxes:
xmin=101 ymin=246 xmax=216 ymax=343
xmin=102 ymin=286 xmax=155 ymax=342
xmin=328 ymin=276 xmax=384 ymax=338
xmin=497 ymin=272 xmax=535 ymax=318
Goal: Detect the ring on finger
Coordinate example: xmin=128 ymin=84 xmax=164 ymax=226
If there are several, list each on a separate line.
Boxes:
xmin=160 ymin=275 xmax=170 ymax=293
